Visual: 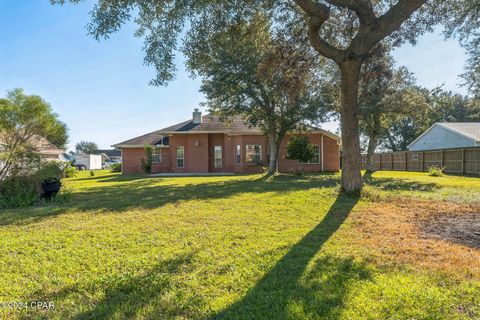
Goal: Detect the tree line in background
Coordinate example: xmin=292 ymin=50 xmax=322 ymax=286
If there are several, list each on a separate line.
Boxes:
xmin=75 ymin=140 xmax=98 ymax=154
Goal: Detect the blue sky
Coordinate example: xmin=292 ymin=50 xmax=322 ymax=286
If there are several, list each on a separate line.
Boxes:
xmin=0 ymin=1 xmax=468 ymax=151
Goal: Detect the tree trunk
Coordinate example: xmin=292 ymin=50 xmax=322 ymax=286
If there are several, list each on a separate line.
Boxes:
xmin=339 ymin=59 xmax=363 ymax=193
xmin=267 ymin=131 xmax=280 ymax=174
xmin=365 ymin=134 xmax=378 ymax=173
xmin=366 ymin=114 xmax=381 ymax=173
xmin=386 ymin=131 xmax=397 ymax=152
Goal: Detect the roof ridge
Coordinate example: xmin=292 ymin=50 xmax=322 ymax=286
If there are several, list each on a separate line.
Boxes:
xmin=113 ymin=115 xmax=341 ymax=147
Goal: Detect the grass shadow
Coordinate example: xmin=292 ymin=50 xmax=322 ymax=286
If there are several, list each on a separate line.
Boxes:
xmin=211 ymin=192 xmax=361 ymax=319
xmin=24 ymin=252 xmax=200 ymax=320
xmin=0 ymin=174 xmax=340 ymax=226
xmin=363 ymin=171 xmax=438 ymax=192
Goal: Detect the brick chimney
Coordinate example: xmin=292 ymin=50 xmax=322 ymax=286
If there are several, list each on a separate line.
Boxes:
xmin=192 ymin=108 xmax=202 ymax=124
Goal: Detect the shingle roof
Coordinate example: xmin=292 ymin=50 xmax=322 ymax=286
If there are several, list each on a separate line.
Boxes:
xmin=437 ymin=122 xmax=480 ymax=142
xmin=161 ymin=115 xmax=261 ymax=133
xmin=113 ymin=114 xmax=340 ymax=147
xmin=113 ymin=115 xmax=259 ymax=147
xmin=0 ymin=135 xmax=64 ymax=155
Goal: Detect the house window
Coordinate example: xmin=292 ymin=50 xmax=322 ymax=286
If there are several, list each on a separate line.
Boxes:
xmin=300 ymin=144 xmax=320 ymax=164
xmin=246 ymin=144 xmax=262 ymax=164
xmin=311 ymin=144 xmax=320 ymax=164
xmin=161 ymin=136 xmax=169 ymax=146
xmin=176 ymin=146 xmax=184 ymax=168
xmin=235 ymin=145 xmax=241 ymax=165
xmin=214 ymin=146 xmax=222 ymax=168
xmin=152 ymin=148 xmax=162 ymax=163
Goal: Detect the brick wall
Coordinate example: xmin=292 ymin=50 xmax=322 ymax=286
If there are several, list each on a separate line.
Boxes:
xmin=122 ymin=148 xmax=145 ymax=174
xmin=278 ymin=133 xmax=340 ymax=173
xmin=151 ymin=148 xmax=170 ymax=173
xmin=322 ymin=134 xmax=340 ymax=171
xmin=122 ymin=147 xmax=170 ymax=174
xmin=121 ymin=132 xmax=340 ymax=175
xmin=169 ymin=134 xmax=209 ymax=173
xmin=187 ymin=134 xmax=209 ymax=173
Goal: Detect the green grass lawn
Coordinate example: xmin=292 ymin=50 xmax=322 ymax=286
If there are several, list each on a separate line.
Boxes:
xmin=1 ymin=170 xmax=480 ymax=319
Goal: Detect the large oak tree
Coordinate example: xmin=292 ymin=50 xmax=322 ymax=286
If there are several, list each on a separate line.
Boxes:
xmin=54 ymin=0 xmax=438 ymax=191
xmin=190 ymin=16 xmax=329 ymax=174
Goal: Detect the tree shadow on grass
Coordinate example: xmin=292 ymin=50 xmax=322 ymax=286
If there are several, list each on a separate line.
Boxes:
xmin=363 ymin=171 xmax=438 ymax=192
xmin=0 ymin=174 xmax=340 ymax=226
xmin=24 ymin=252 xmax=201 ymax=320
xmin=211 ymin=192 xmax=362 ymax=320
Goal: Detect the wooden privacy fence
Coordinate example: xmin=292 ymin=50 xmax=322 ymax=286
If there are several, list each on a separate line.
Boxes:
xmin=361 ymin=147 xmax=480 ymax=175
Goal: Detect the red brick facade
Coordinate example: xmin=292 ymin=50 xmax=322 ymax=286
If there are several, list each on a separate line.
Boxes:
xmin=120 ymin=133 xmax=339 ymax=175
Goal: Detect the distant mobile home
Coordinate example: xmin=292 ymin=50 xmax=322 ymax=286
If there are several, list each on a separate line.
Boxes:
xmin=74 ymin=154 xmax=102 ymax=170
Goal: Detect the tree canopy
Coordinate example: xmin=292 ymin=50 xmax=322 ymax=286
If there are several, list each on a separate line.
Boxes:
xmin=0 ymin=88 xmax=69 ymax=181
xmin=75 ymin=141 xmax=98 ymax=154
xmin=441 ymin=0 xmax=480 ymax=97
xmin=190 ymin=15 xmax=330 ymax=173
xmin=356 ymin=44 xmax=429 ymax=170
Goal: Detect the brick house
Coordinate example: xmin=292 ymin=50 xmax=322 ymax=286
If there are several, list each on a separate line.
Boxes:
xmin=113 ymin=109 xmax=341 ymax=175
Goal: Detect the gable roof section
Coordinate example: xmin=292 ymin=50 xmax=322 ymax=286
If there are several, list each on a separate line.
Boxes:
xmin=437 ymin=122 xmax=480 ymax=142
xmin=407 ymin=122 xmax=480 ymax=149
xmin=30 ymin=135 xmax=65 ymax=155
xmin=113 ymin=115 xmax=340 ymax=148
xmin=0 ymin=134 xmax=64 ymax=155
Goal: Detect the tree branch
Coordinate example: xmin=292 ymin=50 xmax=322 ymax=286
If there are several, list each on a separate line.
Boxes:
xmin=308 ymin=16 xmax=344 ymax=61
xmin=324 ymin=0 xmax=376 ymax=26
xmin=294 ymin=0 xmax=344 ymax=61
xmin=294 ymin=0 xmax=329 ymax=18
xmin=352 ymin=0 xmax=426 ymax=54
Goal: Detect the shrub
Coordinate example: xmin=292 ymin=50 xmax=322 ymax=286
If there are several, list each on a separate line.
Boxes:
xmin=45 ymin=185 xmax=75 ymax=205
xmin=63 ymin=163 xmax=77 ymax=178
xmin=35 ymin=162 xmax=63 ymax=181
xmin=428 ymin=166 xmax=445 ymax=177
xmin=0 ymin=162 xmax=66 ymax=209
xmin=110 ymin=163 xmax=122 ymax=173
xmin=286 ymin=135 xmax=315 ymax=175
xmin=0 ymin=175 xmax=40 ymax=209
xmin=90 ymin=170 xmax=95 ymax=177
xmin=141 ymin=144 xmax=153 ymax=173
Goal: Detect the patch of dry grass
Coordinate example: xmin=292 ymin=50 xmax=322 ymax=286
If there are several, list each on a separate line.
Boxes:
xmin=347 ymin=198 xmax=480 ymax=278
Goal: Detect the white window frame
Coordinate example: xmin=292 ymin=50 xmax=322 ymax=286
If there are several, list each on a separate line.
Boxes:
xmin=235 ymin=145 xmax=241 ymax=165
xmin=176 ymin=146 xmax=184 ymax=168
xmin=214 ymin=145 xmax=223 ymax=168
xmin=300 ymin=144 xmax=320 ymax=164
xmin=152 ymin=147 xmax=162 ymax=163
xmin=245 ymin=144 xmax=262 ymax=164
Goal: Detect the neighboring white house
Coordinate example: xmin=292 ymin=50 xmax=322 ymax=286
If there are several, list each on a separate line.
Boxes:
xmin=0 ymin=135 xmax=65 ymax=162
xmin=74 ymin=154 xmax=103 ymax=170
xmin=408 ymin=122 xmax=480 ymax=151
